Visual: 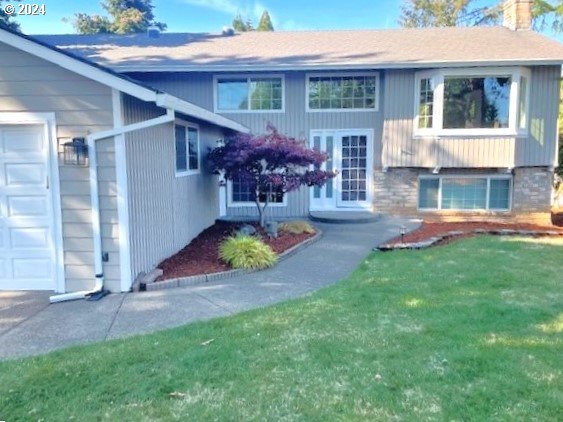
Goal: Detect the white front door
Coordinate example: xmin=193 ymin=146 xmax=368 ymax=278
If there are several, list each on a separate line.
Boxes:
xmin=310 ymin=129 xmax=373 ymax=211
xmin=0 ymin=125 xmax=56 ymax=290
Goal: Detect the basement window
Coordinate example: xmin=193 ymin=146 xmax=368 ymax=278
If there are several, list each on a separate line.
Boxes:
xmin=418 ymin=176 xmax=512 ymax=211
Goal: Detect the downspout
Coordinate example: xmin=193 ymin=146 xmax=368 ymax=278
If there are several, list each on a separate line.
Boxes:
xmin=49 ymin=108 xmax=175 ymax=303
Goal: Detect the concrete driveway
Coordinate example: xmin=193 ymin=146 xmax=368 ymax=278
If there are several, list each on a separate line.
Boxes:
xmin=0 ymin=216 xmax=420 ymax=360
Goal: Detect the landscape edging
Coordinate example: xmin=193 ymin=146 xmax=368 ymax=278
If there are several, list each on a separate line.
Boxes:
xmin=375 ymin=229 xmax=563 ymax=252
xmin=141 ymin=229 xmax=323 ymax=292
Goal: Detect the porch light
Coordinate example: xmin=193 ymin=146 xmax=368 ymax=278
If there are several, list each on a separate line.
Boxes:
xmin=63 ymin=137 xmax=88 ymax=166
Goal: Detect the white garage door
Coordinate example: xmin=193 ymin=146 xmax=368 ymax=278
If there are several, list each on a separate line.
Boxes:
xmin=0 ymin=125 xmax=55 ymax=290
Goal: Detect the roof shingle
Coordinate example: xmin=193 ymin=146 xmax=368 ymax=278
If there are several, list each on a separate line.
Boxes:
xmin=36 ymin=27 xmax=563 ymax=71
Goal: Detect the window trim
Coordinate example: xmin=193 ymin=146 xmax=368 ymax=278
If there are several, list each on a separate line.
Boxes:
xmin=213 ymin=74 xmax=285 ymax=114
xmin=227 ymin=180 xmax=288 ymax=208
xmin=305 ymin=72 xmax=380 ymax=113
xmin=418 ymin=174 xmax=513 ymax=212
xmin=174 ymin=119 xmax=200 ymax=177
xmin=413 ymin=67 xmax=531 ymax=137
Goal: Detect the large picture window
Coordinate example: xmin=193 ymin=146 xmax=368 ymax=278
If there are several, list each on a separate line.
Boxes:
xmin=415 ymin=68 xmax=530 ymax=136
xmin=215 ymin=75 xmax=284 ymax=112
xmin=307 ymin=73 xmax=379 ymax=111
xmin=418 ymin=176 xmax=512 ymax=211
xmin=175 ymin=122 xmax=199 ymax=176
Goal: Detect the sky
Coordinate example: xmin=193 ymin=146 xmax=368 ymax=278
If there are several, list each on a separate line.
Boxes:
xmin=11 ymin=0 xmax=563 ymax=41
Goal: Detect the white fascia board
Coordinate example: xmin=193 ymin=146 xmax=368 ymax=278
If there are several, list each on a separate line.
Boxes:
xmin=0 ymin=28 xmax=157 ymax=102
xmin=112 ymin=59 xmax=563 ymax=73
xmin=156 ymin=93 xmax=250 ymax=133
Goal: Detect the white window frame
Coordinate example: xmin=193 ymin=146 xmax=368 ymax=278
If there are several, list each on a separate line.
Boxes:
xmin=306 ymin=72 xmax=380 ymax=113
xmin=418 ymin=174 xmax=513 ymax=212
xmin=227 ymin=180 xmax=288 ymax=208
xmin=414 ymin=67 xmax=531 ymax=137
xmin=213 ymin=74 xmax=285 ymax=114
xmin=174 ymin=120 xmax=200 ymax=177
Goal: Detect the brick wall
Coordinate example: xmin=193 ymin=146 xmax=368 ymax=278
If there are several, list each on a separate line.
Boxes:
xmin=373 ymin=167 xmax=554 ymax=224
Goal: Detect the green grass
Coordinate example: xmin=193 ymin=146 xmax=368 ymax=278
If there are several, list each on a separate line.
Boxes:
xmin=1 ymin=236 xmax=562 ymax=421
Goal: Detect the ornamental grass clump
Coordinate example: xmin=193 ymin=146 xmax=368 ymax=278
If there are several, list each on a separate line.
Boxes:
xmin=219 ymin=235 xmax=278 ymax=270
xmin=279 ymin=220 xmax=316 ymax=235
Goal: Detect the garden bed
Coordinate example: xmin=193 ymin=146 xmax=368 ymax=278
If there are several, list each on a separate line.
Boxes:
xmin=384 ymin=221 xmax=563 ymax=249
xmin=156 ymin=221 xmax=315 ymax=281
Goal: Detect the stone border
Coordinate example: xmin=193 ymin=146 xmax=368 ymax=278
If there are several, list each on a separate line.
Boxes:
xmin=375 ymin=229 xmax=563 ymax=252
xmin=141 ymin=229 xmax=323 ymax=292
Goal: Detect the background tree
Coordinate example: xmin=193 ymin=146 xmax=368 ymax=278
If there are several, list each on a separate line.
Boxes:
xmin=70 ymin=0 xmax=166 ymax=34
xmin=0 ymin=0 xmax=21 ymax=31
xmin=232 ymin=13 xmax=248 ymax=31
xmin=232 ymin=10 xmax=274 ymax=32
xmin=257 ymin=11 xmax=274 ymax=31
xmin=209 ymin=125 xmax=335 ymax=227
xmin=399 ymin=0 xmax=563 ymax=31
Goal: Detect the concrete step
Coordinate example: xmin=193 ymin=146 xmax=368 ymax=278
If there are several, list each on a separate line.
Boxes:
xmin=309 ymin=211 xmax=380 ymax=224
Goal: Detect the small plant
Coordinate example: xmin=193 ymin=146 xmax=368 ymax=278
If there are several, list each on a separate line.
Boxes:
xmin=279 ymin=220 xmax=316 ymax=235
xmin=219 ymin=235 xmax=277 ymax=270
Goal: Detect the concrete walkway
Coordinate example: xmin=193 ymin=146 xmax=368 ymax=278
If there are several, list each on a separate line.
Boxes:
xmin=0 ymin=216 xmax=420 ymax=360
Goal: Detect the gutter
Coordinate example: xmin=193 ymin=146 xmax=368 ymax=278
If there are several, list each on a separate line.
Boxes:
xmin=49 ymin=108 xmax=175 ymax=303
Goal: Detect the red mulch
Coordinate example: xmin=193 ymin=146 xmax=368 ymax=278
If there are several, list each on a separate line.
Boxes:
xmin=388 ymin=221 xmax=563 ymax=246
xmin=157 ymin=221 xmax=315 ymax=281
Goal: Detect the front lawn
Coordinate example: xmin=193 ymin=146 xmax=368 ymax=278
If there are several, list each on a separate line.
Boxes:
xmin=1 ymin=236 xmax=562 ymax=420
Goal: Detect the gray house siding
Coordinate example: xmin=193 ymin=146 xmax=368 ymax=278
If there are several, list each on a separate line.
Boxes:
xmin=381 ymin=66 xmax=560 ymax=169
xmin=516 ymin=65 xmax=560 ymax=167
xmin=127 ymin=71 xmax=384 ymax=217
xmin=122 ymin=95 xmax=224 ymax=280
xmin=0 ymin=40 xmax=120 ymax=292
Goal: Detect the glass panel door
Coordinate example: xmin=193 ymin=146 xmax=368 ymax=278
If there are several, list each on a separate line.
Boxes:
xmin=336 ymin=134 xmax=370 ymax=207
xmin=310 ymin=132 xmax=335 ymax=210
xmin=310 ymin=129 xmax=372 ymax=210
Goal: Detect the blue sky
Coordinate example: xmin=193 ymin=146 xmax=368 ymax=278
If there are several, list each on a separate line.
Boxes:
xmin=12 ymin=0 xmax=562 ymax=41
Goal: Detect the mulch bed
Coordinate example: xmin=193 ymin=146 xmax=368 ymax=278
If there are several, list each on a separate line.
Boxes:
xmin=388 ymin=221 xmax=563 ymax=247
xmin=157 ymin=221 xmax=315 ymax=281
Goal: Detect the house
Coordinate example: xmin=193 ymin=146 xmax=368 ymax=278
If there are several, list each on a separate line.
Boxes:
xmin=0 ymin=27 xmax=248 ymax=297
xmin=1 ymin=0 xmax=562 ymax=295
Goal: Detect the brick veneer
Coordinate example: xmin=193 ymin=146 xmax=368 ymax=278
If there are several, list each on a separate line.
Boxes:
xmin=372 ymin=167 xmax=554 ymax=224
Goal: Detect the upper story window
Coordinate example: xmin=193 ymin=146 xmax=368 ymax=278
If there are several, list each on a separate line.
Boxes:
xmin=307 ymin=73 xmax=379 ymax=111
xmin=175 ymin=122 xmax=199 ymax=176
xmin=214 ymin=75 xmax=284 ymax=113
xmin=414 ymin=67 xmax=530 ymax=137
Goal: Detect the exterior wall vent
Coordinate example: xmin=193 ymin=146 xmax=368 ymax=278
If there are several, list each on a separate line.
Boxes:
xmin=222 ymin=26 xmax=235 ymax=36
xmin=147 ymin=25 xmax=161 ymax=38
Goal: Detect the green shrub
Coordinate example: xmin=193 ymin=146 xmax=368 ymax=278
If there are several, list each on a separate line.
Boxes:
xmin=219 ymin=235 xmax=278 ymax=270
xmin=279 ymin=220 xmax=316 ymax=235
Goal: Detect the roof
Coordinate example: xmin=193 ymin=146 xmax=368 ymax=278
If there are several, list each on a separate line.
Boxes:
xmin=0 ymin=26 xmax=248 ymax=132
xmin=36 ymin=27 xmax=563 ymax=72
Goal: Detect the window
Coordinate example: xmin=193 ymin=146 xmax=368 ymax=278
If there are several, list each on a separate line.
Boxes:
xmin=443 ymin=76 xmax=511 ymax=129
xmin=418 ymin=78 xmax=434 ymax=129
xmin=175 ymin=122 xmax=199 ymax=175
xmin=230 ymin=178 xmax=285 ymax=205
xmin=418 ymin=176 xmax=512 ymax=211
xmin=414 ymin=67 xmax=530 ymax=136
xmin=215 ymin=75 xmax=284 ymax=112
xmin=307 ymin=73 xmax=379 ymax=111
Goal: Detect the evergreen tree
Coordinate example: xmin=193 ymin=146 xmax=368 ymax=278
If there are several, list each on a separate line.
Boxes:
xmin=257 ymin=10 xmax=274 ymax=31
xmin=71 ymin=0 xmax=166 ymax=34
xmin=0 ymin=0 xmax=21 ymax=31
xmin=232 ymin=13 xmax=247 ymax=31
